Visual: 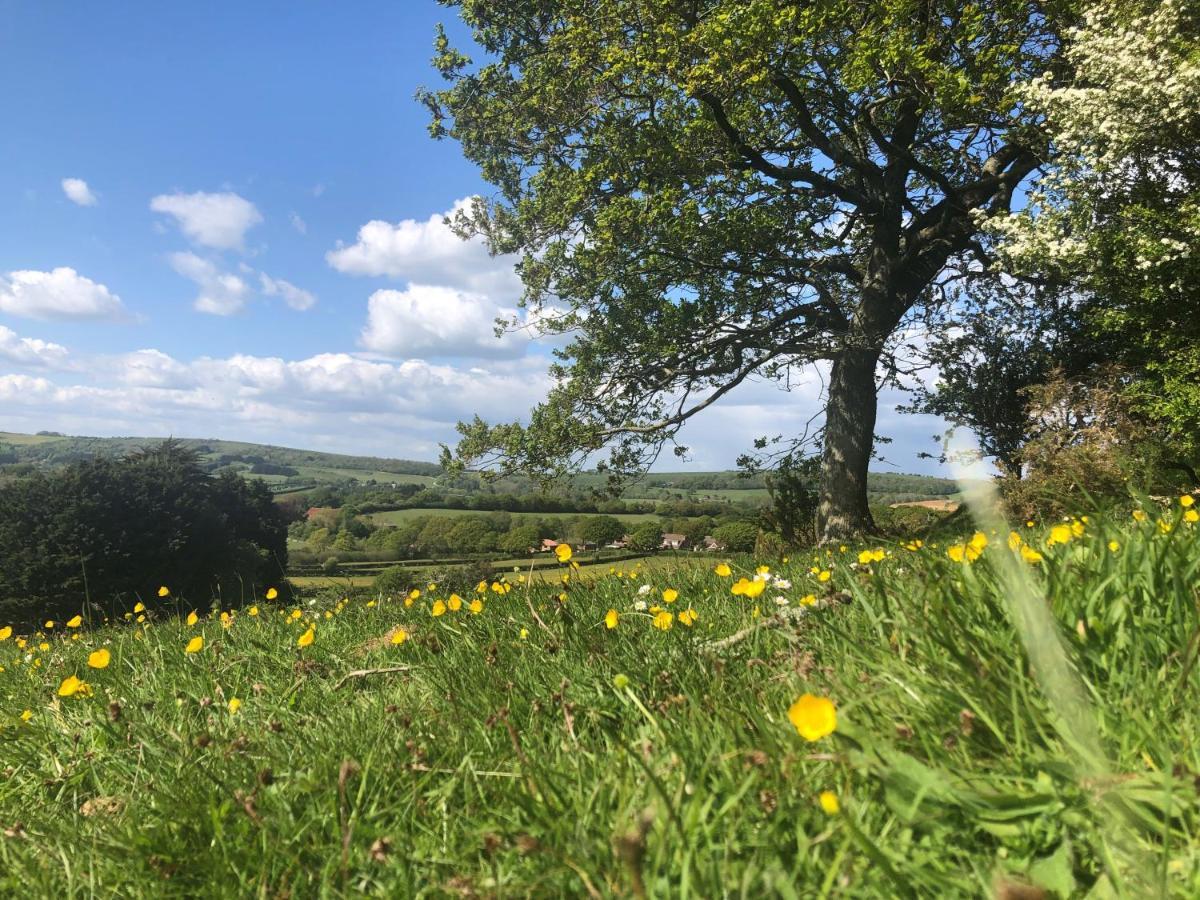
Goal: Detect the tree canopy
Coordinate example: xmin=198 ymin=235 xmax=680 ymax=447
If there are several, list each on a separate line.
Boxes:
xmin=425 ymin=0 xmax=1074 ymax=540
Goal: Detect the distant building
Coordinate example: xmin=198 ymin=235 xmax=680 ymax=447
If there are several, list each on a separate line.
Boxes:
xmin=661 ymin=533 xmax=689 ymax=550
xmin=700 ymin=535 xmax=726 ymax=552
xmin=540 ymin=538 xmax=560 ymax=552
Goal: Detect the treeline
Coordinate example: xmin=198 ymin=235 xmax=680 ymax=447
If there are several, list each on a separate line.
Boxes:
xmin=283 ymin=484 xmax=747 ymax=520
xmin=626 ymin=470 xmax=957 ymax=496
xmin=289 ymin=508 xmax=761 ymax=565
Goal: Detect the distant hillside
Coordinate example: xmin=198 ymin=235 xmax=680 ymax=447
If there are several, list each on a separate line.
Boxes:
xmin=0 ymin=431 xmax=966 ymax=504
xmin=0 ymin=432 xmax=442 ymax=493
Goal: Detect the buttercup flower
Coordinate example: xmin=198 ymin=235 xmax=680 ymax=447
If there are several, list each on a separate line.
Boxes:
xmin=58 ymin=674 xmax=91 ymax=698
xmin=788 ymin=693 xmax=837 ymax=741
xmin=87 ymin=648 xmax=110 ymax=669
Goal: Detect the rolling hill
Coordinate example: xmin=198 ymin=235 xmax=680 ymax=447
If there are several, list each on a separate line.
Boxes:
xmin=0 ymin=430 xmax=965 ymax=504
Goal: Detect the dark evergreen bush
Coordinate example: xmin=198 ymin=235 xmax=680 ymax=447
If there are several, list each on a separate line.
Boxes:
xmin=0 ymin=441 xmax=288 ymax=625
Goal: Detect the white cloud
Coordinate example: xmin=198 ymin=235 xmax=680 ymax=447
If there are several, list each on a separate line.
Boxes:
xmin=0 ymin=325 xmax=70 ymax=368
xmin=289 ymin=212 xmax=307 ymax=235
xmin=61 ymin=178 xmax=97 ymax=206
xmin=168 ymin=252 xmax=250 ymax=316
xmin=0 ymin=349 xmax=552 ymax=461
xmin=0 ymin=267 xmax=126 ymax=321
xmin=113 ymin=348 xmax=193 ymax=387
xmin=327 ymin=198 xmax=522 ymax=298
xmin=360 ymin=284 xmax=528 ymax=359
xmin=150 ymin=191 xmax=262 ymax=250
xmin=668 ymin=362 xmax=951 ymax=474
xmin=259 ymin=273 xmax=316 ymax=311
xmin=0 ymin=339 xmax=958 ymax=475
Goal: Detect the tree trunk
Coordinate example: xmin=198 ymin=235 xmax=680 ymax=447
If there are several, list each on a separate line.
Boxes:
xmin=818 ymin=344 xmax=882 ymax=543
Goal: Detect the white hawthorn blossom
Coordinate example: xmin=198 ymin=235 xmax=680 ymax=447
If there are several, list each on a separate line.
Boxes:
xmin=985 ymin=0 xmax=1200 ymax=277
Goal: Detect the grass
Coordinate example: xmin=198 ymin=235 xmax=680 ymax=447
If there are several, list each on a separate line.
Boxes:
xmin=288 ymin=553 xmax=703 ymax=590
xmin=2 ymin=503 xmax=1200 ymax=896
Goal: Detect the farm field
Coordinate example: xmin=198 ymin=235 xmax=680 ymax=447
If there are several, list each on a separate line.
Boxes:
xmin=0 ymin=431 xmax=65 ymax=446
xmin=365 ymin=508 xmax=669 ymax=526
xmin=685 ymin=487 xmax=770 ymax=502
xmin=3 ymin=502 xmax=1199 ymax=895
xmin=247 ymin=467 xmax=436 ymax=486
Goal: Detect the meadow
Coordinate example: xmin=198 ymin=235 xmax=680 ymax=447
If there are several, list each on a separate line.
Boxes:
xmin=1 ymin=500 xmax=1199 ymax=896
xmin=289 ymin=554 xmax=697 ymax=591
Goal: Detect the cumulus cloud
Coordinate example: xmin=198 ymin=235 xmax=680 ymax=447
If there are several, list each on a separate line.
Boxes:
xmin=259 ymin=273 xmax=316 ymax=311
xmin=168 ymin=252 xmax=250 ymax=316
xmin=668 ymin=363 xmax=950 ymax=474
xmin=150 ymin=191 xmax=262 ymax=250
xmin=61 ymin=178 xmax=97 ymax=206
xmin=1 ymin=349 xmax=552 ymax=461
xmin=327 ymin=198 xmax=522 ymax=298
xmin=113 ymin=348 xmax=193 ymax=388
xmin=289 ymin=212 xmax=307 ymax=235
xmin=0 ymin=267 xmax=126 ymax=321
xmin=0 ymin=325 xmax=70 ymax=368
xmin=360 ymin=285 xmax=531 ymax=359
xmin=0 ymin=337 xmax=956 ymax=474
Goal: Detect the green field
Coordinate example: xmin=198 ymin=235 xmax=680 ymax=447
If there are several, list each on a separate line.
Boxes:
xmin=3 ymin=501 xmax=1199 ymax=895
xmin=246 ymin=467 xmax=436 ymax=486
xmin=0 ymin=431 xmax=66 ymax=446
xmin=687 ymin=487 xmax=771 ymax=502
xmin=365 ymin=508 xmax=668 ymax=526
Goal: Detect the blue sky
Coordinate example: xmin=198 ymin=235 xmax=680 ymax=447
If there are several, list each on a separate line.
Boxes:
xmin=0 ymin=1 xmax=952 ymax=473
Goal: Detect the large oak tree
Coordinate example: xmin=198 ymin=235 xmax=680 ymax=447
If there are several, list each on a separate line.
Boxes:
xmin=423 ymin=0 xmax=1073 ymax=540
